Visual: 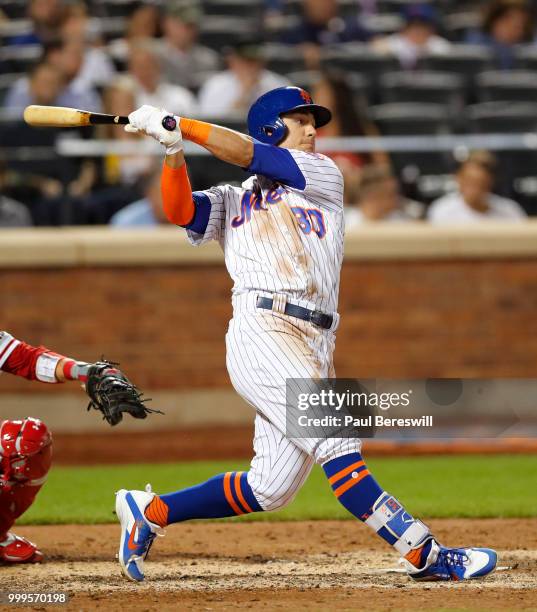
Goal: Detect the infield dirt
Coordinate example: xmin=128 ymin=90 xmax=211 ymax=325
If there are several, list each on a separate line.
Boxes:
xmin=3 ymin=519 xmax=536 ymax=611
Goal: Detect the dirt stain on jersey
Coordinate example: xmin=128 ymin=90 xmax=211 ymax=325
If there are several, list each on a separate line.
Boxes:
xmin=277 ymin=200 xmax=318 ymax=299
xmin=250 ymin=204 xmax=295 ymax=280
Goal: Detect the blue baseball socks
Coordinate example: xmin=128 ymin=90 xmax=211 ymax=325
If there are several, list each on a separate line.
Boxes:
xmin=144 ymin=471 xmax=262 ymax=526
xmin=323 ymin=453 xmax=433 ymax=569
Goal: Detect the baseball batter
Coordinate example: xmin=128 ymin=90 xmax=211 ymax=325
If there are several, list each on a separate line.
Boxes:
xmin=0 ymin=330 xmax=151 ymax=563
xmin=115 ymin=87 xmax=497 ymax=583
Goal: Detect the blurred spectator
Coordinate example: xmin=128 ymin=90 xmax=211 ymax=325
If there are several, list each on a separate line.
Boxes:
xmin=110 ymin=170 xmax=167 ymax=227
xmin=45 ymin=39 xmax=102 ymax=110
xmin=8 ymin=0 xmax=67 ymax=46
xmin=4 ymin=61 xmax=64 ymax=111
xmin=283 ymin=0 xmax=371 ymax=69
xmin=0 ymin=197 xmax=33 ymax=227
xmin=346 ymin=165 xmax=424 ymax=228
xmin=283 ymin=0 xmax=371 ymax=45
xmin=427 ymin=151 xmax=527 ymax=223
xmin=60 ymin=11 xmax=116 ymax=90
xmin=311 ymin=71 xmax=389 ymax=204
xmin=99 ymin=79 xmax=154 ymax=190
xmin=127 ymin=43 xmax=196 ymax=115
xmin=4 ymin=41 xmax=102 ymax=113
xmin=372 ymin=4 xmax=450 ymax=70
xmin=198 ymin=42 xmax=289 ymax=117
xmin=465 ymin=0 xmax=534 ymax=70
xmin=108 ymin=3 xmax=162 ymax=64
xmin=0 ymin=163 xmax=33 ymax=227
xmin=155 ymin=2 xmax=220 ymax=90
xmin=64 ymin=80 xmax=154 ymax=225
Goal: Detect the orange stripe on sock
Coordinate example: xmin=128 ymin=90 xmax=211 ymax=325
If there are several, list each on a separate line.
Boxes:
xmin=234 ymin=472 xmax=253 ymax=513
xmin=328 ymin=461 xmax=365 ymax=486
xmin=144 ymin=496 xmax=169 ymax=527
xmin=223 ymin=472 xmax=243 ymax=515
xmin=404 ymin=546 xmax=424 ymax=568
xmin=333 ymin=469 xmax=370 ymax=498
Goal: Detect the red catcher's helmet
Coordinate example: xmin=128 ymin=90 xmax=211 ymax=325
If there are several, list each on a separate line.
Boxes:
xmin=0 ymin=418 xmax=52 ymax=458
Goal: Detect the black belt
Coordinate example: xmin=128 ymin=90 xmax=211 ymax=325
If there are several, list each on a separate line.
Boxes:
xmin=256 ymin=296 xmax=333 ymax=330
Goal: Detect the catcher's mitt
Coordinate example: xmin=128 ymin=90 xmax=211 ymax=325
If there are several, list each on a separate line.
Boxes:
xmin=85 ymin=361 xmax=162 ymax=426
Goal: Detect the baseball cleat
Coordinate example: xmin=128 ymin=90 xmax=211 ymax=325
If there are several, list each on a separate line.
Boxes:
xmin=0 ymin=533 xmax=43 ymax=564
xmin=115 ymin=483 xmax=164 ymax=582
xmin=402 ymin=538 xmax=497 ymax=581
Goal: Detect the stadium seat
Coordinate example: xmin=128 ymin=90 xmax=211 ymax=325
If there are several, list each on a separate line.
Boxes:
xmin=199 ymin=17 xmax=257 ymax=50
xmin=0 ymin=0 xmax=28 ymax=20
xmin=280 ymin=0 xmax=302 ymax=17
xmin=368 ymin=103 xmax=453 ymax=176
xmin=378 ymin=71 xmax=465 ymax=113
xmin=361 ymin=13 xmax=404 ymax=37
xmin=285 ymin=70 xmax=371 ymax=107
xmin=263 ymin=44 xmax=306 ymax=75
xmin=92 ymin=0 xmax=139 ymax=18
xmin=513 ymin=45 xmax=537 ymax=71
xmin=320 ymin=44 xmax=399 ymax=91
xmin=368 ymin=102 xmax=451 ymax=135
xmin=442 ymin=10 xmax=481 ymax=42
xmin=204 ymin=0 xmax=263 ymax=18
xmin=0 ymin=44 xmax=41 ymax=74
xmin=376 ymin=0 xmax=436 ymax=13
xmin=466 ymin=101 xmax=537 ymax=134
xmin=476 ymin=70 xmax=537 ymax=103
xmin=285 ymin=70 xmax=320 ymax=90
xmin=95 ymin=16 xmax=129 ymax=43
xmin=420 ymin=45 xmax=494 ymax=78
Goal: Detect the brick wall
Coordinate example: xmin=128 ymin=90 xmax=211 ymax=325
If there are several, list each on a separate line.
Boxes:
xmin=1 ymin=258 xmax=535 ymax=393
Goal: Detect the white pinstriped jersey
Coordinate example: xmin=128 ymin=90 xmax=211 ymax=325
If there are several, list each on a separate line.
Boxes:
xmin=187 ymin=150 xmax=345 ymax=315
xmin=185 ymin=147 xmax=359 ymax=508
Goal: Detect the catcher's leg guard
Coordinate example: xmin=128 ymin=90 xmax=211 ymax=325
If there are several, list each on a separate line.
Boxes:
xmin=0 ymin=444 xmax=52 ymax=533
xmin=0 ymin=480 xmax=46 ymax=564
xmin=0 ymin=434 xmax=52 ymax=564
xmin=0 ymin=533 xmax=43 ymax=564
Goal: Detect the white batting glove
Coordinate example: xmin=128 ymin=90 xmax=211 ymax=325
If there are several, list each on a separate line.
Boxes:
xmin=125 ymin=105 xmax=183 ymax=155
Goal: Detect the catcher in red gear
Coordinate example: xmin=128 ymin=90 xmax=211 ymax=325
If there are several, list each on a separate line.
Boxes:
xmin=0 ymin=330 xmax=156 ymax=564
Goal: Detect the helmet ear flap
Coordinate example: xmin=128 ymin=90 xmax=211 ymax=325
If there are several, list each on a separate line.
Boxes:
xmin=265 ymin=116 xmax=287 ymax=145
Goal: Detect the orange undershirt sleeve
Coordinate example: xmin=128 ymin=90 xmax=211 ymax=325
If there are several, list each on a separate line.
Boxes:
xmin=179 ymin=118 xmax=212 ymax=146
xmin=161 ymin=162 xmax=195 ymax=226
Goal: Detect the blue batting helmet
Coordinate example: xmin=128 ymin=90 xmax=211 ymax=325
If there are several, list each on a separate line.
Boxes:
xmin=247 ymin=86 xmax=332 ymax=145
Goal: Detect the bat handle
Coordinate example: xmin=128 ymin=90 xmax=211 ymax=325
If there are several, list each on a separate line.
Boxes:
xmin=161 ymin=115 xmax=178 ymax=132
xmin=120 ymin=115 xmax=177 ymax=130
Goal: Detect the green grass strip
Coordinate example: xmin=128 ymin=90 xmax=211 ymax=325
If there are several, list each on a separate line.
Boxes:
xmin=20 ymin=454 xmax=537 ymax=525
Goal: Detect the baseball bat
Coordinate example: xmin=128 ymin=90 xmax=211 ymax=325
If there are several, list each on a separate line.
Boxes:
xmin=23 ymin=105 xmax=177 ymax=131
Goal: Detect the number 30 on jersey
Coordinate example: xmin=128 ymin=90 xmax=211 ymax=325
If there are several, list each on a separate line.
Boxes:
xmin=291 ymin=207 xmax=326 ymax=239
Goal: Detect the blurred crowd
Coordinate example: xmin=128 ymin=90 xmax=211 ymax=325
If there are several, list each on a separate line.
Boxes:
xmin=0 ymin=0 xmax=536 ymax=228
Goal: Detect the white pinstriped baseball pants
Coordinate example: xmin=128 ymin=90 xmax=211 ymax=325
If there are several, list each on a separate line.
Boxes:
xmin=226 ymin=295 xmax=361 ymax=511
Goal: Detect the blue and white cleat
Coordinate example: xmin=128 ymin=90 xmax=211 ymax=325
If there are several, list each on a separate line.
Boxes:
xmin=115 ymin=484 xmax=164 ymax=582
xmin=403 ymin=538 xmax=497 ymax=581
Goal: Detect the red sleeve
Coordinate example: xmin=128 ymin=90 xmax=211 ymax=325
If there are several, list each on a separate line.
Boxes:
xmin=1 ymin=342 xmax=60 ymax=381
